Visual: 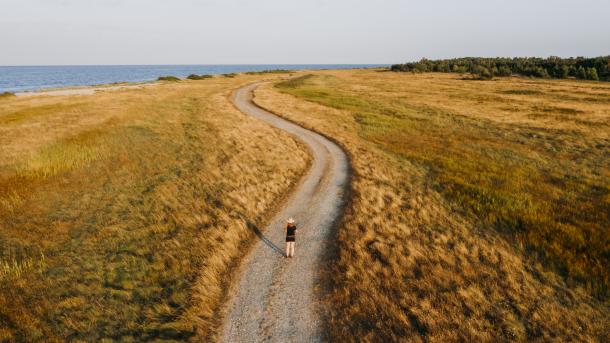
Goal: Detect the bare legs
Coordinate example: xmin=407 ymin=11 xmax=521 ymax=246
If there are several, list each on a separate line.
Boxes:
xmin=285 ymin=242 xmax=295 ymax=257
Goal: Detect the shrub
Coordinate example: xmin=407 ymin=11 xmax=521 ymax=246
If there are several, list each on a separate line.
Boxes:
xmin=0 ymin=92 xmax=16 ymax=98
xmin=245 ymin=69 xmax=292 ymax=75
xmin=186 ymin=74 xmax=213 ymax=80
xmin=222 ymin=73 xmax=237 ymax=78
xmin=473 ymin=66 xmax=493 ymax=80
xmin=157 ymin=76 xmax=180 ymax=81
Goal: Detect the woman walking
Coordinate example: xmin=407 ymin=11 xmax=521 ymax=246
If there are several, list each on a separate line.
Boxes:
xmin=285 ymin=217 xmax=297 ymax=258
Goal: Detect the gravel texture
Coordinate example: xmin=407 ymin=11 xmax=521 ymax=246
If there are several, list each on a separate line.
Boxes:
xmin=220 ymin=83 xmax=349 ymax=342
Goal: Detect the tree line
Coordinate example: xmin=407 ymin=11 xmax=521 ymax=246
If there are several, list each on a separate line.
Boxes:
xmin=391 ymin=56 xmax=610 ymax=81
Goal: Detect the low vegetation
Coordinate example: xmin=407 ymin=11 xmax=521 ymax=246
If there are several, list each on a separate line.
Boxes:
xmin=0 ymin=75 xmax=309 ymax=341
xmin=255 ymin=70 xmax=609 ymax=342
xmin=222 ymin=73 xmax=237 ymax=78
xmin=0 ymin=92 xmax=16 ymax=99
xmin=157 ymin=75 xmax=180 ymax=81
xmin=186 ymin=74 xmax=213 ymax=80
xmin=391 ymin=56 xmax=610 ymax=81
xmin=245 ymin=69 xmax=292 ymax=75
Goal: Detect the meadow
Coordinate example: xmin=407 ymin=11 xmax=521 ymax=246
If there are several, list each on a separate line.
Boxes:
xmin=0 ymin=74 xmax=309 ymax=341
xmin=254 ymin=70 xmax=609 ymax=342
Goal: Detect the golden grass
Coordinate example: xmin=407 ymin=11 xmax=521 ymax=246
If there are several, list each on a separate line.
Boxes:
xmin=254 ymin=70 xmax=610 ymax=342
xmin=0 ymin=74 xmax=309 ymax=341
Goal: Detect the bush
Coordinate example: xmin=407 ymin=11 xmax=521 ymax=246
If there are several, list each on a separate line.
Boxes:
xmin=473 ymin=66 xmax=493 ymax=80
xmin=186 ymin=74 xmax=213 ymax=80
xmin=245 ymin=69 xmax=292 ymax=75
xmin=0 ymin=91 xmax=16 ymax=98
xmin=157 ymin=76 xmax=180 ymax=81
xmin=222 ymin=73 xmax=237 ymax=78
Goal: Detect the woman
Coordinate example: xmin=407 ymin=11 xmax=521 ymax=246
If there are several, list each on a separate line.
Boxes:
xmin=285 ymin=217 xmax=297 ymax=258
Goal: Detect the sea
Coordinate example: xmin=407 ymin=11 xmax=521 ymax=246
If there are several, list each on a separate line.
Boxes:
xmin=0 ymin=64 xmax=387 ymax=93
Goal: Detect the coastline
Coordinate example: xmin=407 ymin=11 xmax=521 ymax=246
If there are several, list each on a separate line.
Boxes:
xmin=1 ymin=64 xmax=387 ymax=96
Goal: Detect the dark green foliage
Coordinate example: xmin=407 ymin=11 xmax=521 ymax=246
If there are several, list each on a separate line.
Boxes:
xmin=391 ymin=56 xmax=610 ymax=81
xmin=222 ymin=73 xmax=237 ymax=78
xmin=577 ymin=66 xmax=587 ymax=80
xmin=186 ymin=74 xmax=213 ymax=80
xmin=0 ymin=91 xmax=16 ymax=98
xmin=157 ymin=76 xmax=180 ymax=81
xmin=245 ymin=69 xmax=292 ymax=75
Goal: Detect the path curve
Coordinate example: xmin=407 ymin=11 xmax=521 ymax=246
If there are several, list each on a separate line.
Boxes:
xmin=221 ymin=83 xmax=349 ymax=342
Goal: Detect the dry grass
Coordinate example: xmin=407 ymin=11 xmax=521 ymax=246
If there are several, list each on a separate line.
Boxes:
xmin=254 ymin=70 xmax=610 ymax=342
xmin=0 ymin=74 xmax=309 ymax=341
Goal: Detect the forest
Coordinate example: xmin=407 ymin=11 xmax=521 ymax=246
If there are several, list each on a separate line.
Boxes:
xmin=391 ymin=56 xmax=610 ymax=81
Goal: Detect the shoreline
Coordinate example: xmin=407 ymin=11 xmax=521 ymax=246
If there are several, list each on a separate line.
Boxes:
xmin=3 ymin=65 xmax=388 ymax=97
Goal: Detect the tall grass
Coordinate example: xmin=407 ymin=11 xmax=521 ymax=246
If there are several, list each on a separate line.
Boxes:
xmin=276 ymin=74 xmax=610 ymax=295
xmin=0 ymin=74 xmax=309 ymax=341
xmin=0 ymin=253 xmax=45 ymax=281
xmin=255 ymin=70 xmax=609 ymax=342
xmin=15 ymin=130 xmax=108 ymax=179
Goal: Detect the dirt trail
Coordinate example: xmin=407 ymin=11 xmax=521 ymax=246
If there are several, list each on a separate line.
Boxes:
xmin=220 ymin=83 xmax=349 ymax=342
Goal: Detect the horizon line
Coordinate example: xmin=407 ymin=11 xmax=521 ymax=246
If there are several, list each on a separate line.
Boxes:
xmin=0 ymin=63 xmax=391 ymax=68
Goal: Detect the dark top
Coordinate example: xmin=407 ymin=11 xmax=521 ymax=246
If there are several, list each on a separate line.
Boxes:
xmin=286 ymin=224 xmax=297 ymax=238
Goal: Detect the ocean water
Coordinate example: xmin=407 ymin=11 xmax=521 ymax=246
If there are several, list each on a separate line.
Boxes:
xmin=0 ymin=64 xmax=386 ymax=93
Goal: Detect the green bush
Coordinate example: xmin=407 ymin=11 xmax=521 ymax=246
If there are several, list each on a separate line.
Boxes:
xmin=0 ymin=92 xmax=16 ymax=98
xmin=245 ymin=69 xmax=292 ymax=75
xmin=186 ymin=74 xmax=213 ymax=80
xmin=222 ymin=73 xmax=237 ymax=78
xmin=157 ymin=76 xmax=180 ymax=82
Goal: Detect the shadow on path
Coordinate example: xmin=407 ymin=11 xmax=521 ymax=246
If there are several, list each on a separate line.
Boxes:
xmin=246 ymin=221 xmax=285 ymax=257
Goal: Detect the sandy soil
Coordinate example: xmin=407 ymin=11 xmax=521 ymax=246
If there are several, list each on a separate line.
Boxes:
xmin=220 ymin=83 xmax=349 ymax=342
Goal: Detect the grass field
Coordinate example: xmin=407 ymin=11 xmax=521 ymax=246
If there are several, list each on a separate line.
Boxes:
xmin=0 ymin=75 xmax=309 ymax=341
xmin=254 ymin=70 xmax=609 ymax=342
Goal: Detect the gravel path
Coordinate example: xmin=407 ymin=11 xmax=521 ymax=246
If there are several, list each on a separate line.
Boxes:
xmin=220 ymin=83 xmax=349 ymax=342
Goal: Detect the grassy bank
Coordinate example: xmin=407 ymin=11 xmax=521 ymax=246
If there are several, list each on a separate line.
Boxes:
xmin=0 ymin=75 xmax=309 ymax=341
xmin=255 ymin=70 xmax=609 ymax=342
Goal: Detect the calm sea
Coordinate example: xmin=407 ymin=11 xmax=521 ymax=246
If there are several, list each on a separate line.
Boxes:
xmin=0 ymin=64 xmax=386 ymax=93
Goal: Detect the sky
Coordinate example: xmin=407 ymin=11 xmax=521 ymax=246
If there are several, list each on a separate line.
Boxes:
xmin=1 ymin=0 xmax=609 ymax=65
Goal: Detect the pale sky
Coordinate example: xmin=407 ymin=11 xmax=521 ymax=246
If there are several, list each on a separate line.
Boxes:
xmin=1 ymin=0 xmax=609 ymax=65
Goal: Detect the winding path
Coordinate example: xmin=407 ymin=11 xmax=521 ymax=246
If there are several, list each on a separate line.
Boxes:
xmin=221 ymin=83 xmax=349 ymax=342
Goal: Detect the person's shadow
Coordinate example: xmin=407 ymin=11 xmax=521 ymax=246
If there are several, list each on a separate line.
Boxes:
xmin=246 ymin=221 xmax=285 ymax=256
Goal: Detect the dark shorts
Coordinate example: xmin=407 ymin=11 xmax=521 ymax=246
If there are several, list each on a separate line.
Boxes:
xmin=286 ymin=236 xmax=295 ymax=242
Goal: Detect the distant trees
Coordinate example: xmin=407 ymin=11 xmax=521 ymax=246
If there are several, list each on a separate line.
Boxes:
xmin=391 ymin=56 xmax=610 ymax=81
xmin=587 ymin=67 xmax=599 ymax=81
